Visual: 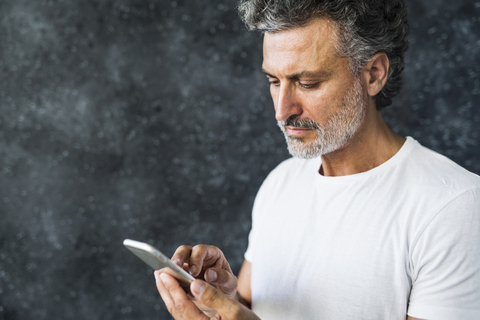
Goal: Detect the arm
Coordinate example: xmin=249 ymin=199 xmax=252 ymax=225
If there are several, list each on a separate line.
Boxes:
xmin=407 ymin=189 xmax=480 ymax=319
xmin=237 ymin=260 xmax=252 ymax=308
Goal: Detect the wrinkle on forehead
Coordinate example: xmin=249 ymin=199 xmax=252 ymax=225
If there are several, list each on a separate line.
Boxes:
xmin=265 ymin=18 xmax=337 ymax=51
xmin=262 ymin=18 xmax=346 ymax=77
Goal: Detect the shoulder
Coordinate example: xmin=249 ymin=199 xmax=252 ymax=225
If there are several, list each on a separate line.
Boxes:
xmin=400 ymin=139 xmax=480 ymax=241
xmin=404 ymin=138 xmax=480 ymax=195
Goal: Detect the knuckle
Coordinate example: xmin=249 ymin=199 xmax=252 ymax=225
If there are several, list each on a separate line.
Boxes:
xmin=177 ymin=244 xmax=192 ymax=252
xmin=173 ymin=245 xmax=192 ymax=262
xmin=209 ymin=245 xmax=223 ymax=255
xmin=174 ymin=300 xmax=185 ymax=314
xmin=193 ymin=244 xmax=207 ymax=251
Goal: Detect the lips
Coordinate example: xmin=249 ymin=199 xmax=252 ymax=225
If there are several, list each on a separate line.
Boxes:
xmin=286 ymin=126 xmax=313 ymax=136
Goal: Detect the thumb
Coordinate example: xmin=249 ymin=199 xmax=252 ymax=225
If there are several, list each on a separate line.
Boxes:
xmin=191 ymin=280 xmax=242 ymax=317
xmin=205 ymin=268 xmax=238 ymax=298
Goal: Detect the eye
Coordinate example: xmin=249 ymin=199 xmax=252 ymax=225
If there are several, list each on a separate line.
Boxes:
xmin=267 ymin=78 xmax=280 ymax=87
xmin=299 ymin=82 xmax=318 ymax=89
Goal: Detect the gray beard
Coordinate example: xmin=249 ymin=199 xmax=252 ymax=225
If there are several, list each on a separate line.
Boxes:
xmin=277 ymin=78 xmax=367 ymax=159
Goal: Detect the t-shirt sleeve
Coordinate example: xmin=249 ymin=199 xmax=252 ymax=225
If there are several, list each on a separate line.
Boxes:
xmin=407 ymin=188 xmax=480 ymax=320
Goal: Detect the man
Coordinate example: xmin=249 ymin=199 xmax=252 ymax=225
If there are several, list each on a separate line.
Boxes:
xmin=155 ymin=0 xmax=480 ymax=319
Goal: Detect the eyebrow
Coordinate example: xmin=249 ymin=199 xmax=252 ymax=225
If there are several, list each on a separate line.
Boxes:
xmin=261 ymin=68 xmax=332 ymax=80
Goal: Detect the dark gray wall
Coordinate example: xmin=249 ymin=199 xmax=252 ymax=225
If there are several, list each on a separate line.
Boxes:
xmin=0 ymin=0 xmax=479 ymax=319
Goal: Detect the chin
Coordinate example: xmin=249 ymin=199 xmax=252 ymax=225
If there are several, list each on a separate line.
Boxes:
xmin=286 ymin=135 xmax=352 ymax=159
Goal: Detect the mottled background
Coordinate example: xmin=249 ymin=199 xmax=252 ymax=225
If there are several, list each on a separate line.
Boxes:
xmin=0 ymin=0 xmax=479 ymax=319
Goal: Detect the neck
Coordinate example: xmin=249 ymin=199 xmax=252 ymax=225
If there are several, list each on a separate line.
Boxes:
xmin=319 ymin=109 xmax=405 ymax=177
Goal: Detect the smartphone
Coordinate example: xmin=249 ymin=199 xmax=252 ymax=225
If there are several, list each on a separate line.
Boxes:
xmin=123 ymin=239 xmax=195 ymax=292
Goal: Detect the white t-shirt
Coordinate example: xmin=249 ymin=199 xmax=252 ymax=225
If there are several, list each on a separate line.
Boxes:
xmin=245 ymin=137 xmax=480 ymax=320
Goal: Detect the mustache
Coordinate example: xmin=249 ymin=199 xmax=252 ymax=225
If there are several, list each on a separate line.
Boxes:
xmin=280 ymin=116 xmax=320 ymax=130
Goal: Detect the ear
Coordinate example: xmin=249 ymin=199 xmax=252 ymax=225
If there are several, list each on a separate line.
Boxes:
xmin=361 ymin=53 xmax=389 ymax=97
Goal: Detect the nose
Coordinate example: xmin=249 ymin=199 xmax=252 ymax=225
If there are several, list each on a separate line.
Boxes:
xmin=274 ymin=83 xmax=302 ymax=122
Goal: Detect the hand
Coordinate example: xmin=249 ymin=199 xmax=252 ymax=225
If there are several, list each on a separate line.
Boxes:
xmin=171 ymin=245 xmax=238 ymax=300
xmin=155 ymin=272 xmax=260 ymax=320
xmin=158 ymin=245 xmax=238 ymax=317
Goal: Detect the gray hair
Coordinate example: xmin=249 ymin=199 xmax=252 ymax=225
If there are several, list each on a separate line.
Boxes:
xmin=237 ymin=0 xmax=409 ymax=110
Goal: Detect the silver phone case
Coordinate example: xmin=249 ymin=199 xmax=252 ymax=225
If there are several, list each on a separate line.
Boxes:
xmin=123 ymin=239 xmax=195 ymax=287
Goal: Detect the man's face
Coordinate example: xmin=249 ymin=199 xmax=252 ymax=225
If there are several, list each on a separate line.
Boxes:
xmin=262 ymin=18 xmax=367 ymax=158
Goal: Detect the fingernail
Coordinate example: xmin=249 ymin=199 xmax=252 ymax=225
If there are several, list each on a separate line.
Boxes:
xmin=191 ymin=281 xmax=207 ymax=296
xmin=207 ymin=269 xmax=217 ymax=282
xmin=172 ymin=259 xmax=181 ymax=266
xmin=160 ymin=273 xmax=169 ymax=284
xmin=154 ymin=271 xmax=159 ymax=282
xmin=189 ymin=265 xmax=197 ymax=275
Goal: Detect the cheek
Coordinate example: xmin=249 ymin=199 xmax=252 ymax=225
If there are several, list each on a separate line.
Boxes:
xmin=302 ymin=88 xmax=345 ymax=121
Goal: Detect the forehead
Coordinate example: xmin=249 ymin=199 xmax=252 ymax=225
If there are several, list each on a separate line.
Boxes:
xmin=262 ymin=18 xmax=345 ymax=74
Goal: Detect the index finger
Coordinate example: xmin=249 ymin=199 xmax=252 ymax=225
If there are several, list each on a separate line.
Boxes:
xmin=189 ymin=245 xmax=232 ymax=277
xmin=171 ymin=245 xmax=193 ymax=268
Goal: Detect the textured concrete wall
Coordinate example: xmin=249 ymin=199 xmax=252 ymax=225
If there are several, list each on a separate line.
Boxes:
xmin=0 ymin=0 xmax=479 ymax=319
